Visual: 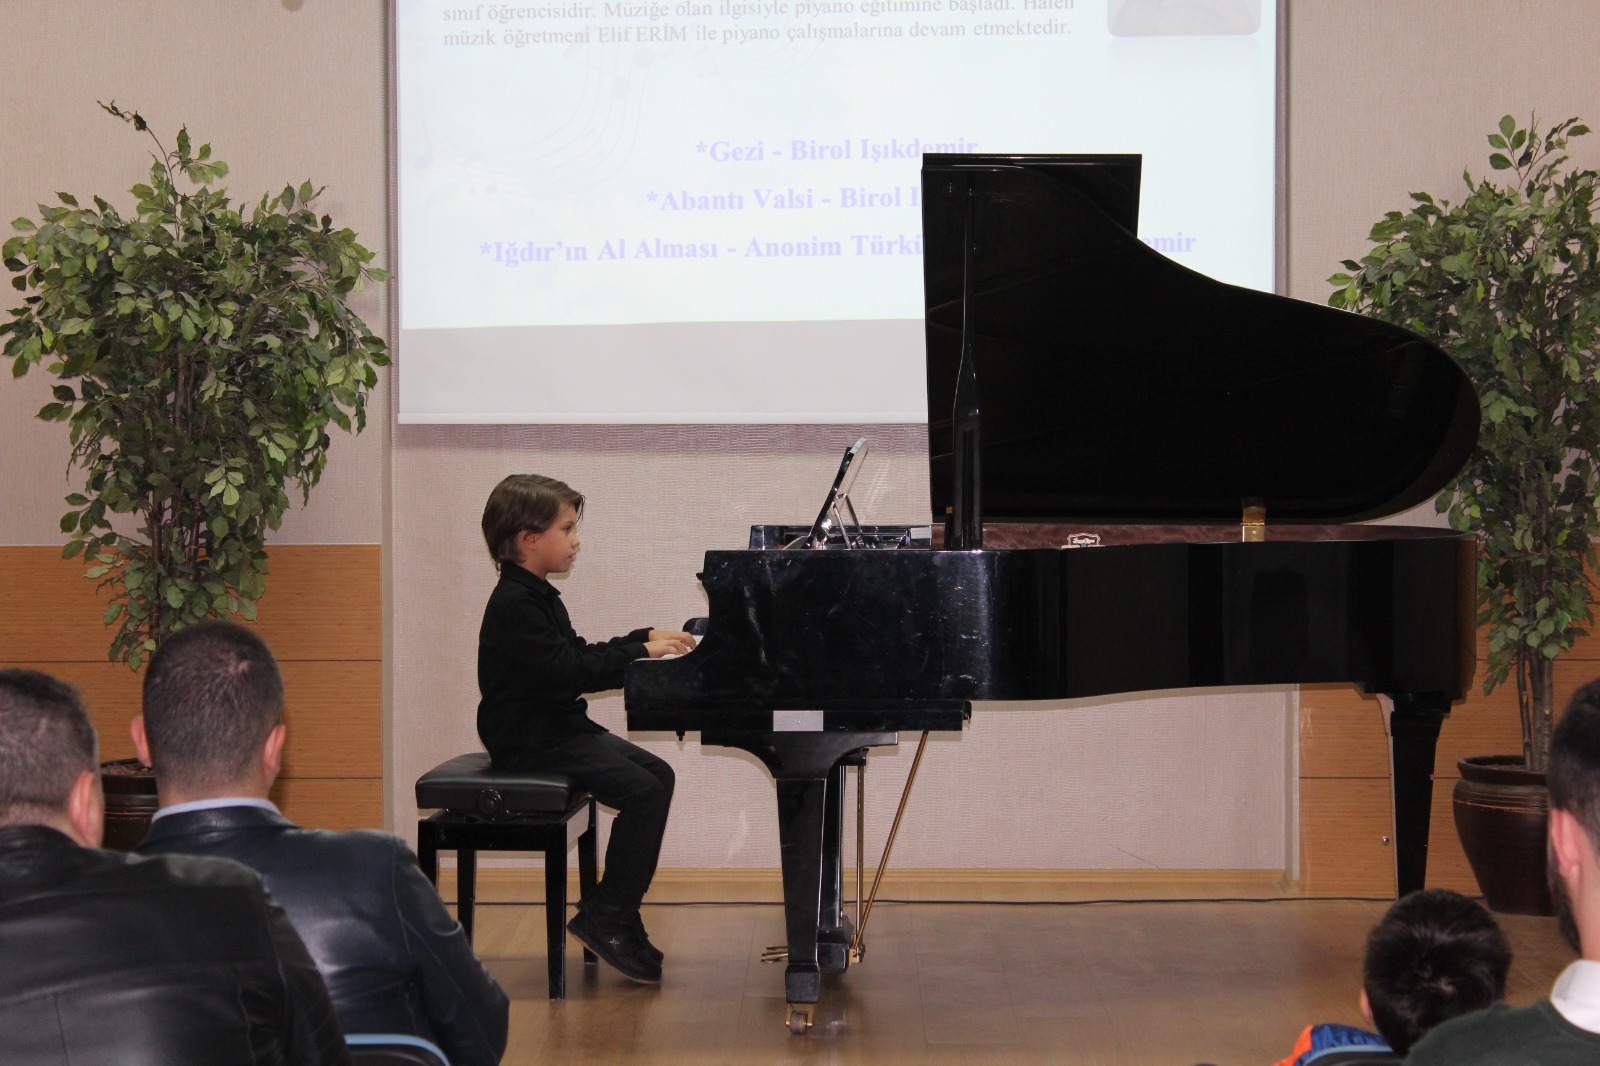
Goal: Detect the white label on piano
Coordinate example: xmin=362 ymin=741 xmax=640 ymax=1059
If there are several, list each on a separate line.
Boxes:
xmin=773 ymin=710 xmax=825 ymax=732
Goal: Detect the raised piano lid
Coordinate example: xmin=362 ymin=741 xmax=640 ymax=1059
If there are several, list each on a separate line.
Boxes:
xmin=921 ymin=154 xmax=1481 ymax=525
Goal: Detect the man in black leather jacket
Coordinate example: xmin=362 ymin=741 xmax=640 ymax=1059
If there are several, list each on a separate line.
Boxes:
xmin=135 ymin=622 xmax=509 ymax=1066
xmin=0 ymin=668 xmax=350 ymax=1066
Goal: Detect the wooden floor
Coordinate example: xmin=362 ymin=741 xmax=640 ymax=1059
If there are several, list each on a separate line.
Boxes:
xmin=460 ymin=878 xmax=1572 ymax=1065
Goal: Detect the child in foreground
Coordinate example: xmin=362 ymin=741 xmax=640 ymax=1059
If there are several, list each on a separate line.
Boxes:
xmin=1271 ymin=887 xmax=1510 ymax=1065
xmin=476 ymin=473 xmax=693 ymax=984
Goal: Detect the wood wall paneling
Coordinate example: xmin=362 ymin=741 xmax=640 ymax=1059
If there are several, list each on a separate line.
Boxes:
xmin=1298 ymin=603 xmax=1600 ymax=900
xmin=1427 ymin=784 xmax=1478 ymax=892
xmin=269 ymin=777 xmax=384 ymax=832
xmin=1297 ymin=777 xmax=1394 ymax=896
xmin=1299 ymin=681 xmax=1515 ymax=898
xmin=0 ymin=545 xmax=381 ymax=832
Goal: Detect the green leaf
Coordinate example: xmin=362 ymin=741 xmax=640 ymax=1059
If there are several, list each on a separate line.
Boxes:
xmin=164 ymin=584 xmax=185 ymax=609
xmin=1489 ymin=153 xmax=1513 ymax=171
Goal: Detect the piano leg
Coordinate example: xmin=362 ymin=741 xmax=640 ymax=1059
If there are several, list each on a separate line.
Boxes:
xmin=1385 ymin=691 xmax=1451 ymax=896
xmin=775 ymin=775 xmax=828 ymax=1007
xmin=818 ymin=755 xmax=864 ymax=975
xmin=702 ymin=729 xmax=898 ymax=1022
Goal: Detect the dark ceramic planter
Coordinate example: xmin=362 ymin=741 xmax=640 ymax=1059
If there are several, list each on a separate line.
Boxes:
xmin=100 ymin=757 xmax=158 ymax=851
xmin=1452 ymin=755 xmax=1553 ymax=915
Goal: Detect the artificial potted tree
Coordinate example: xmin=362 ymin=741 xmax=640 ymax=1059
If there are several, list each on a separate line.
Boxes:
xmin=1 ymin=103 xmax=388 ymax=845
xmin=1329 ymin=114 xmax=1600 ymax=912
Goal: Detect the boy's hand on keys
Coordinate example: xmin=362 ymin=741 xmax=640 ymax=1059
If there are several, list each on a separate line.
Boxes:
xmin=645 ymin=630 xmax=695 ymax=658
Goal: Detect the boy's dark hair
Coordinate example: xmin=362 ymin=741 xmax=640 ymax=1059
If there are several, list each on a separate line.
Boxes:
xmin=1362 ymin=887 xmax=1510 ymax=1054
xmin=0 ymin=669 xmax=98 ymax=826
xmin=141 ymin=621 xmax=284 ymax=792
xmin=481 ymin=474 xmax=584 ymax=570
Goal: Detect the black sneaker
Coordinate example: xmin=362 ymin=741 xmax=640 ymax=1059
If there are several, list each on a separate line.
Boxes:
xmin=630 ymin=911 xmax=664 ymax=965
xmin=568 ymin=907 xmax=662 ymax=984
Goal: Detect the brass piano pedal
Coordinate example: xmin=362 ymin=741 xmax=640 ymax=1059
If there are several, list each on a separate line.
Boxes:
xmin=761 ymin=944 xmax=789 ymax=963
xmin=848 ymin=942 xmax=864 ymax=965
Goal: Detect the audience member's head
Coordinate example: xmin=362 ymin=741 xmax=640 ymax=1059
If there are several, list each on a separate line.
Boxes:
xmin=1361 ymin=887 xmax=1510 ymax=1055
xmin=137 ymin=621 xmax=285 ymax=798
xmin=481 ymin=473 xmax=583 ymax=569
xmin=1548 ymin=676 xmax=1600 ymax=956
xmin=0 ymin=669 xmax=102 ymax=844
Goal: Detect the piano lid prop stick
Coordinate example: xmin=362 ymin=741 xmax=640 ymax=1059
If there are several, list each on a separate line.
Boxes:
xmin=850 ymin=731 xmax=930 ymax=963
xmin=949 ymin=179 xmax=983 ymax=551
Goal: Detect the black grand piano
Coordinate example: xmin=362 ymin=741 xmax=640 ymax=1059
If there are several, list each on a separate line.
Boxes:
xmin=625 ymin=154 xmax=1480 ymax=1031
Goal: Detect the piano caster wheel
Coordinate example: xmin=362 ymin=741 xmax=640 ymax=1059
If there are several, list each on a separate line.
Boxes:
xmin=786 ymin=1005 xmax=814 ymax=1035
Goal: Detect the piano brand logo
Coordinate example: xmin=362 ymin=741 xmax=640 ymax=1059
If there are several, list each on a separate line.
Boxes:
xmin=1062 ymin=533 xmax=1102 ymax=548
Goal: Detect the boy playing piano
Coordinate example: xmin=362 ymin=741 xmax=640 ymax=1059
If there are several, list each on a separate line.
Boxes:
xmin=477 ymin=474 xmax=693 ymax=984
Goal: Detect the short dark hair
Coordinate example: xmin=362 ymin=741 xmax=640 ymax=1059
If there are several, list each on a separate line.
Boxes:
xmin=141 ymin=621 xmax=284 ymax=792
xmin=481 ymin=474 xmax=584 ymax=570
xmin=1362 ymin=888 xmax=1510 ymax=1054
xmin=0 ymin=669 xmax=98 ymax=826
xmin=1550 ymin=677 xmax=1600 ymax=847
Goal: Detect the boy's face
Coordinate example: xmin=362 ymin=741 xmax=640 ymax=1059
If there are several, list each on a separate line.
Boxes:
xmin=517 ymin=503 xmax=581 ymax=579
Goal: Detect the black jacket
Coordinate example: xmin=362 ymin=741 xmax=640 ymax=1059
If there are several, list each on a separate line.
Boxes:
xmin=139 ymin=806 xmax=508 ymax=1066
xmin=477 ymin=562 xmax=649 ymax=765
xmin=0 ymin=824 xmax=348 ymax=1066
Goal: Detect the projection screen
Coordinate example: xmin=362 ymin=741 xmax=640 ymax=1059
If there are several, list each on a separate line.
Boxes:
xmin=393 ymin=0 xmax=1279 ymax=423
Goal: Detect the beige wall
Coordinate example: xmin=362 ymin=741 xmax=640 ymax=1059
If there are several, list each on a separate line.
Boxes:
xmin=6 ymin=1 xmax=1600 ymax=875
xmin=1286 ymin=2 xmax=1600 ymax=307
xmin=0 ymin=0 xmax=387 ymax=547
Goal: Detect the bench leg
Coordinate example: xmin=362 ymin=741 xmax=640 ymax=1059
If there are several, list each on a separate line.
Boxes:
xmin=417 ymin=821 xmax=439 ymax=885
xmin=458 ymin=847 xmax=477 ymax=944
xmin=546 ymin=842 xmax=567 ymax=999
xmin=578 ymin=802 xmax=598 ymax=964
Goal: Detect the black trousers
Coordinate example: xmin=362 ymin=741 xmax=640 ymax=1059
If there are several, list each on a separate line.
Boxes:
xmin=502 ymin=731 xmax=674 ymax=914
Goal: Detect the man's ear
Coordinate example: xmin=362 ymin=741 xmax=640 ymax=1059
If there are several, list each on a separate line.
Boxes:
xmin=130 ymin=716 xmax=152 ymax=768
xmin=1358 ymin=988 xmax=1373 ymax=1027
xmin=262 ymin=721 xmax=287 ymax=781
xmin=1551 ymin=808 xmax=1589 ymax=880
xmin=67 ymin=769 xmax=104 ymax=848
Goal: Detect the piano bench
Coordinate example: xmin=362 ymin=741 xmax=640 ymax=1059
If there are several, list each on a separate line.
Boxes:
xmin=414 ymin=753 xmax=598 ymax=999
